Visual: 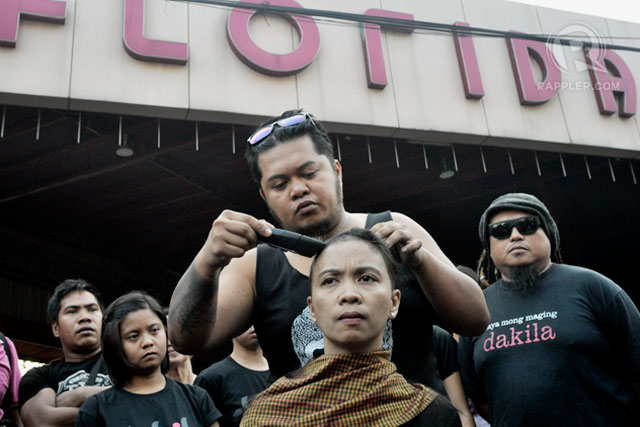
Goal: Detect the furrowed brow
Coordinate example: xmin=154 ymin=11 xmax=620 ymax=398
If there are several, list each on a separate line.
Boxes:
xmin=354 ymin=266 xmax=382 ymax=276
xmin=318 ymin=268 xmax=341 ymax=276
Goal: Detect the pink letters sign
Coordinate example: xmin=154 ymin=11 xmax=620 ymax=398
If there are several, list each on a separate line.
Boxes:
xmin=507 ymin=33 xmax=561 ymax=105
xmin=227 ymin=0 xmax=320 ymax=76
xmin=361 ymin=9 xmax=414 ymax=89
xmin=584 ymin=48 xmax=636 ymax=117
xmin=122 ymin=0 xmax=188 ymax=64
xmin=0 ymin=0 xmax=65 ymax=47
xmin=0 ymin=1 xmax=637 ymax=119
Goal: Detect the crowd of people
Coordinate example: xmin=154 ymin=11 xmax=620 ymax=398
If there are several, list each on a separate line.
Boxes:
xmin=1 ymin=110 xmax=638 ymax=426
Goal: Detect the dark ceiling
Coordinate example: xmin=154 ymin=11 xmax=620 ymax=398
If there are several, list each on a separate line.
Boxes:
xmin=1 ymin=105 xmax=639 ymax=364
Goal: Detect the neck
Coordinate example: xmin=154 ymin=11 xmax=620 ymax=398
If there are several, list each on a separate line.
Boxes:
xmin=167 ymin=360 xmax=195 ymax=384
xmin=502 ymin=260 xmax=552 ymax=283
xmin=63 ymin=346 xmax=100 ymax=363
xmin=324 ymin=337 xmax=382 ymax=356
xmin=230 ymin=344 xmax=269 ymax=371
xmin=320 ymin=210 xmax=357 ymax=241
xmin=123 ymin=368 xmax=166 ymax=394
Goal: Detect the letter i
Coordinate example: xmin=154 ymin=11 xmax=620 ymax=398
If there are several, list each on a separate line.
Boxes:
xmin=525 ymin=324 xmax=532 ymax=343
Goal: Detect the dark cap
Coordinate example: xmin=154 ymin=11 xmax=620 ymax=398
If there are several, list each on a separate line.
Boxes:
xmin=478 ymin=193 xmax=560 ymax=257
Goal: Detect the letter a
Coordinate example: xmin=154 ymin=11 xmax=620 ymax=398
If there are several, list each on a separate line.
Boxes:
xmin=495 ymin=334 xmax=509 ymax=349
xmin=540 ymin=326 xmax=556 ymax=340
xmin=584 ymin=48 xmax=636 ymax=117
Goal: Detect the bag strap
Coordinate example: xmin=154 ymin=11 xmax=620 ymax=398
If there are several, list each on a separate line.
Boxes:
xmin=365 ymin=211 xmax=393 ymax=229
xmin=85 ymin=356 xmax=103 ymax=386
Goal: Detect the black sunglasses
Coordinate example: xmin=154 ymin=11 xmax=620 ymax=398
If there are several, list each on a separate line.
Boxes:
xmin=488 ymin=216 xmax=540 ymax=239
xmin=247 ymin=112 xmax=315 ymax=146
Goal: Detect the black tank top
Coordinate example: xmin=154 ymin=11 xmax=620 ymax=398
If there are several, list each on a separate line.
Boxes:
xmin=254 ymin=211 xmax=445 ymax=394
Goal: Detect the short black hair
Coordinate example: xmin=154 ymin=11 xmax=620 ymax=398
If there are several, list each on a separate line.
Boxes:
xmin=244 ymin=109 xmax=335 ymax=185
xmin=47 ymin=279 xmax=103 ymax=324
xmin=309 ymin=228 xmax=401 ymax=293
xmin=101 ymin=291 xmax=170 ymax=388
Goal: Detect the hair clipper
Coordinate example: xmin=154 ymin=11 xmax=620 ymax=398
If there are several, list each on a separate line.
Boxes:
xmin=258 ymin=228 xmax=325 ymax=257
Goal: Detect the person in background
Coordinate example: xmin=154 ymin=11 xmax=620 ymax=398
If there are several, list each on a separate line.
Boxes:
xmin=455 ymin=265 xmax=490 ymax=427
xmin=195 ymin=326 xmax=269 ymax=427
xmin=19 ymin=279 xmax=111 ymax=427
xmin=241 ymin=228 xmax=461 ymax=427
xmin=432 ymin=325 xmax=476 ymax=427
xmin=0 ymin=328 xmax=23 ymax=427
xmin=459 ymin=192 xmax=640 ymax=426
xmin=77 ymin=292 xmax=221 ymax=427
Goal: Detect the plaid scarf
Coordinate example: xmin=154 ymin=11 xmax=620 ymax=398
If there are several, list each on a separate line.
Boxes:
xmin=240 ymin=350 xmax=438 ymax=427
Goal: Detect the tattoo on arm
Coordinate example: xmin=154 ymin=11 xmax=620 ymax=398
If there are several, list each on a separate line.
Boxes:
xmin=172 ymin=262 xmax=219 ymax=336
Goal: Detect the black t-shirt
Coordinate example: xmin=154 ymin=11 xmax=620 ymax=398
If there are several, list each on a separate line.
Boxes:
xmin=195 ymin=357 xmax=270 ymax=427
xmin=253 ymin=211 xmax=445 ymax=395
xmin=432 ymin=325 xmax=458 ymax=382
xmin=76 ymin=377 xmax=221 ymax=427
xmin=459 ymin=263 xmax=640 ymax=427
xmin=18 ymin=352 xmax=111 ymax=409
xmin=403 ymin=394 xmax=462 ymax=427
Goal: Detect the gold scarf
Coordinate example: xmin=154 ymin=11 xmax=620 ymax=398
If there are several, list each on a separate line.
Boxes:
xmin=240 ymin=350 xmax=437 ymax=427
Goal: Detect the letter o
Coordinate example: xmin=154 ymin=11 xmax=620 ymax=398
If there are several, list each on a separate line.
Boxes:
xmin=227 ymin=0 xmax=320 ymax=76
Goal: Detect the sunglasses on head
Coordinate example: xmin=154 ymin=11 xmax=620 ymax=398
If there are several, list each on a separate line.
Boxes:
xmin=247 ymin=112 xmax=315 ymax=146
xmin=488 ymin=216 xmax=541 ymax=240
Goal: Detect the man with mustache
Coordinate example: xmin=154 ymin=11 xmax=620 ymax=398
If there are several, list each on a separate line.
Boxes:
xmin=459 ymin=193 xmax=640 ymax=426
xmin=19 ymin=279 xmax=112 ymax=427
xmin=169 ymin=109 xmax=489 ymax=395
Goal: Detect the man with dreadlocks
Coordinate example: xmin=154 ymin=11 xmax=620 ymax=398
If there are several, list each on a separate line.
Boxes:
xmin=458 ymin=192 xmax=640 ymax=427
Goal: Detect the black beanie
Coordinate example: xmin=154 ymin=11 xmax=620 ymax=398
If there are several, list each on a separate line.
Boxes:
xmin=478 ymin=193 xmax=560 ymax=258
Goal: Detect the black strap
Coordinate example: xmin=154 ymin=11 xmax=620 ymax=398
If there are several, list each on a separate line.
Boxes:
xmin=365 ymin=210 xmax=393 ymax=229
xmin=85 ymin=356 xmax=103 ymax=386
xmin=0 ymin=333 xmax=12 ymax=410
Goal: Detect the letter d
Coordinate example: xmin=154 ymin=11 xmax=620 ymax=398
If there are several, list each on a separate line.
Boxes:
xmin=483 ymin=331 xmax=495 ymax=352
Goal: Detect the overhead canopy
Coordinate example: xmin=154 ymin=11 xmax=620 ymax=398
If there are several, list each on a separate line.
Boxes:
xmin=0 ymin=106 xmax=638 ymax=364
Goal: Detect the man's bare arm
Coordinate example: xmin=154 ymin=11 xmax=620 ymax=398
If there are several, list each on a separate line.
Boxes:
xmin=168 ymin=261 xmax=222 ymax=354
xmin=443 ymin=372 xmax=476 ymax=427
xmin=54 ymin=385 xmax=108 ymax=408
xmin=21 ymin=388 xmax=78 ymax=427
xmin=168 ymin=210 xmax=272 ymax=355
